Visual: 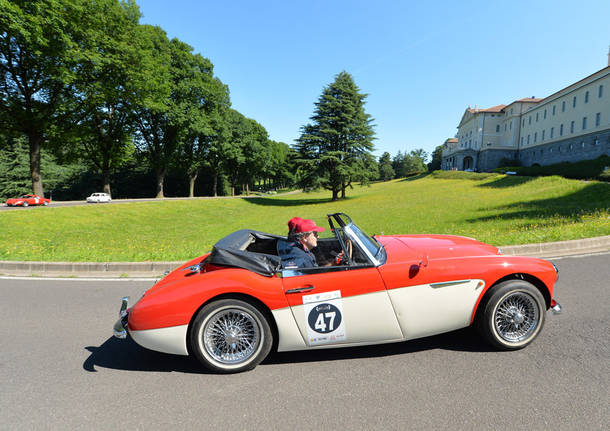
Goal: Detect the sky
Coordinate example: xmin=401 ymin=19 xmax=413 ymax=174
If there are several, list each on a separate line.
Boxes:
xmin=137 ymin=0 xmax=610 ymax=159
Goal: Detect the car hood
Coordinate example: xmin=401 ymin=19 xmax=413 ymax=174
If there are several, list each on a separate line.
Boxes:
xmin=377 ymin=234 xmax=500 ymax=262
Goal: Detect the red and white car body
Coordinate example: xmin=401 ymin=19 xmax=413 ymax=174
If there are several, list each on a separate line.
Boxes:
xmin=6 ymin=194 xmax=51 ymax=207
xmin=114 ymin=213 xmax=561 ymax=373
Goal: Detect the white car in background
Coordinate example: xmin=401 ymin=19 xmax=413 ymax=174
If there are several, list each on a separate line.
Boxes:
xmin=86 ymin=193 xmax=112 ymax=203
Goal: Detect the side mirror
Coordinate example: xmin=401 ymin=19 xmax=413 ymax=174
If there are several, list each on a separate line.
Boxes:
xmin=419 ymin=254 xmax=429 ymax=268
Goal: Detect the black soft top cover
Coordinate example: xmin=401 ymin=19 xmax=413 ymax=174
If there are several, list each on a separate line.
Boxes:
xmin=208 ymin=229 xmax=283 ymax=276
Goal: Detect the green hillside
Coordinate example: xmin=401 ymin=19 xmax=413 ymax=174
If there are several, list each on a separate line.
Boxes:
xmin=1 ymin=173 xmax=608 ymax=262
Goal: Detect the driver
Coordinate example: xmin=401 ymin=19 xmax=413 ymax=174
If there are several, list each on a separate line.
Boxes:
xmin=277 ymin=217 xmax=325 ymax=269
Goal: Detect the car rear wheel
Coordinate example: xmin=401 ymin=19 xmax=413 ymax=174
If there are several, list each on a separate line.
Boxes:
xmin=190 ymin=299 xmax=273 ymax=373
xmin=22 ymin=202 xmax=28 ymax=207
xmin=476 ymin=280 xmax=546 ymax=350
xmin=43 ymin=201 xmax=48 ymax=206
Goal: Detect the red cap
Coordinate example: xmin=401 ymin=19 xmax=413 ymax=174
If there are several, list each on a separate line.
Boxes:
xmin=289 ymin=217 xmax=325 ymax=234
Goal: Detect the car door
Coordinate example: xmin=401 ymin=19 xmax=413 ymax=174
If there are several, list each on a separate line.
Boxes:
xmin=281 ymin=266 xmax=403 ymax=347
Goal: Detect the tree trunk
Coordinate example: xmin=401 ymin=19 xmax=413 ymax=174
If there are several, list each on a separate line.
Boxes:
xmin=213 ymin=174 xmax=218 ymax=197
xmin=155 ymin=167 xmax=166 ymax=198
xmin=189 ymin=172 xmax=198 ymax=198
xmin=102 ymin=169 xmax=112 ymax=197
xmin=341 ymin=183 xmax=346 ymax=199
xmin=332 ymin=189 xmax=339 ymax=201
xmin=27 ymin=131 xmax=44 ymax=196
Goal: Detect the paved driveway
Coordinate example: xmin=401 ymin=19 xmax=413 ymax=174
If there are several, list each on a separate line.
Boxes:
xmin=0 ymin=253 xmax=608 ymax=430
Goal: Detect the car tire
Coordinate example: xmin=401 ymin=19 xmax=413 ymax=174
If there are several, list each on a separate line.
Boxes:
xmin=43 ymin=201 xmax=48 ymax=206
xmin=22 ymin=202 xmax=28 ymax=207
xmin=476 ymin=280 xmax=546 ymax=350
xmin=190 ymin=299 xmax=273 ymax=373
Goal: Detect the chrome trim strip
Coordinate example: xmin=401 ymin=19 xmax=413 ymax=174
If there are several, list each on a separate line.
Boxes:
xmin=285 ymin=286 xmax=315 ymax=294
xmin=429 ymin=279 xmax=472 ymax=288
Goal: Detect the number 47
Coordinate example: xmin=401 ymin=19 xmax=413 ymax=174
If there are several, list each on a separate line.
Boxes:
xmin=315 ymin=311 xmax=336 ymax=332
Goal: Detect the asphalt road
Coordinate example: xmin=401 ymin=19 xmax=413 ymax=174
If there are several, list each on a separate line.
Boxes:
xmin=0 ymin=253 xmax=608 ymax=430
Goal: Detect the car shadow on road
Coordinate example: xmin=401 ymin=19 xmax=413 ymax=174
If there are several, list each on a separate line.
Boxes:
xmin=84 ymin=328 xmax=494 ymax=374
xmin=263 ymin=327 xmax=494 ymax=366
xmin=83 ymin=336 xmax=211 ymax=374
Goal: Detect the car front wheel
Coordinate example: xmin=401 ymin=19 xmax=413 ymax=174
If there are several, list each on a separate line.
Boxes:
xmin=477 ymin=280 xmax=546 ymax=350
xmin=22 ymin=202 xmax=28 ymax=207
xmin=190 ymin=299 xmax=273 ymax=373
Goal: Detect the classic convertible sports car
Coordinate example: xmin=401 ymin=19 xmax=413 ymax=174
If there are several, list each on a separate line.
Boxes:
xmin=5 ymin=194 xmax=51 ymax=207
xmin=113 ymin=213 xmax=562 ymax=373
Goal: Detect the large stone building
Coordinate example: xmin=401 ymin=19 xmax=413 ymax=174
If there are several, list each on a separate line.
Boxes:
xmin=442 ymin=59 xmax=610 ymax=171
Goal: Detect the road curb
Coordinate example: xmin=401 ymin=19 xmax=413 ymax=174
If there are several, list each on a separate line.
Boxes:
xmin=1 ymin=235 xmax=608 ymax=278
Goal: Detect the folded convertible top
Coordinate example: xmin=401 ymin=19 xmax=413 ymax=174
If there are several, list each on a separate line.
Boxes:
xmin=208 ymin=229 xmax=283 ymax=276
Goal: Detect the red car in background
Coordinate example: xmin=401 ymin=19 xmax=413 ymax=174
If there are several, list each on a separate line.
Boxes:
xmin=5 ymin=194 xmax=51 ymax=207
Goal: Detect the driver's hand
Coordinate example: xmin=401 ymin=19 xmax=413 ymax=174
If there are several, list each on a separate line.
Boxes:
xmin=334 ymin=251 xmax=345 ymax=265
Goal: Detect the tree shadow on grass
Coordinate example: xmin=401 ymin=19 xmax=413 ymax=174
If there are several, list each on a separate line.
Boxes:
xmin=83 ymin=328 xmax=494 ymax=373
xmin=241 ymin=196 xmax=354 ymax=207
xmin=466 ymin=182 xmax=610 ymax=223
xmin=399 ymin=173 xmax=431 ymax=182
xmin=476 ymin=175 xmax=538 ymax=188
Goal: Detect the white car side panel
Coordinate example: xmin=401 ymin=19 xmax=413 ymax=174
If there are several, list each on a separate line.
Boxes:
xmin=272 ymin=307 xmax=308 ymax=352
xmin=130 ymin=325 xmax=189 ymax=356
xmin=388 ymin=279 xmax=484 ymax=340
xmin=289 ymin=291 xmax=404 ymax=347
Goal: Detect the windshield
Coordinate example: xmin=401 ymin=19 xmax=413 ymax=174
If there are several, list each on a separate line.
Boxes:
xmin=348 ymin=223 xmax=384 ymax=263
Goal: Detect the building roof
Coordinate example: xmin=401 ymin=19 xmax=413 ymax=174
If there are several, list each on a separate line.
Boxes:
xmin=444 ymin=138 xmax=458 ymax=143
xmin=467 ymin=104 xmax=507 ymax=114
xmin=514 ymin=97 xmax=543 ymax=103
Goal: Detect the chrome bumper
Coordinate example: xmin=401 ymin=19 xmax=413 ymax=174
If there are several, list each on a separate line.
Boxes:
xmin=550 ymin=299 xmax=562 ymax=315
xmin=113 ymin=296 xmax=130 ymax=339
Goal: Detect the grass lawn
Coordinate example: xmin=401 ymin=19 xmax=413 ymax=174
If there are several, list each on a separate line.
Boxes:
xmin=1 ymin=172 xmax=609 ymax=262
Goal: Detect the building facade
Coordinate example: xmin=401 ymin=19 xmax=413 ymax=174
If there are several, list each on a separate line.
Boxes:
xmin=442 ymin=63 xmax=610 ymax=171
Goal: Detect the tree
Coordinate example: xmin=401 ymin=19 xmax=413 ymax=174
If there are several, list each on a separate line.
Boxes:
xmin=378 ymin=151 xmax=395 ymax=181
xmin=70 ymin=0 xmax=142 ymax=196
xmin=0 ymin=0 xmax=81 ymax=196
xmin=428 ymin=145 xmax=443 ymax=171
xmin=295 ymin=71 xmax=375 ymax=201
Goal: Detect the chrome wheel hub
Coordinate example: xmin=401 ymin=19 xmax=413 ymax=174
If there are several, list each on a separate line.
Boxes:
xmin=495 ymin=292 xmax=539 ymax=343
xmin=203 ymin=309 xmax=260 ymax=365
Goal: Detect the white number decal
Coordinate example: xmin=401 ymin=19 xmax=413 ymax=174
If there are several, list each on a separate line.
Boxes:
xmin=326 ymin=311 xmax=336 ymax=331
xmin=315 ymin=313 xmax=326 ymax=332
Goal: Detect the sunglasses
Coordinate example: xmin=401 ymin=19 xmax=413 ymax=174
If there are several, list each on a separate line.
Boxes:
xmin=307 ymin=231 xmax=319 ymax=238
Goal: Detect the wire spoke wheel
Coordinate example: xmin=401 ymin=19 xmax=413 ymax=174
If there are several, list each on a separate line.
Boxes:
xmin=203 ymin=309 xmax=261 ymax=365
xmin=494 ymin=291 xmax=540 ymax=343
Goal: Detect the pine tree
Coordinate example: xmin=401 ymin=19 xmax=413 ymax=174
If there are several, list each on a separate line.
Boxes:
xmin=295 ymin=71 xmax=375 ymax=201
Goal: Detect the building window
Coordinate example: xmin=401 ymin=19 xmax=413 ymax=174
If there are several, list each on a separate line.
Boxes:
xmin=496 ymin=124 xmax=500 ymax=132
xmin=544 ymin=109 xmax=547 ymax=119
xmin=522 ymin=119 xmax=525 ymax=127
xmin=594 ymin=137 xmax=599 ymax=145
xmin=550 ymin=148 xmax=553 ymax=153
xmin=582 ymin=117 xmax=587 ymax=130
xmin=585 ymin=91 xmax=589 ymax=103
xmin=596 ymin=112 xmax=601 ymax=127
xmin=552 ymin=105 xmax=556 ymax=115
xmin=536 ymin=113 xmax=539 ymax=122
xmin=562 ymin=101 xmax=566 ymax=112
xmin=542 ymin=130 xmax=545 ymax=141
xmin=600 ymin=85 xmax=604 ymax=98
xmin=510 ymin=121 xmax=512 ymax=130
xmin=582 ymin=141 xmax=585 ymax=149
xmin=527 ymin=135 xmax=530 ymax=144
xmin=529 ymin=116 xmax=532 ymax=125
xmin=560 ymin=124 xmax=564 ymax=136
xmin=521 ymin=137 xmax=524 ymax=145
xmin=534 ymin=132 xmax=538 ymax=143
xmin=572 ymin=96 xmax=576 ymax=108
xmin=569 ymin=143 xmax=573 ymax=151
xmin=504 ymin=124 xmax=507 ymax=131
xmin=550 ymin=127 xmax=554 ymax=138
xmin=570 ymin=121 xmax=575 ymax=133
xmin=510 ymin=108 xmax=513 ymax=115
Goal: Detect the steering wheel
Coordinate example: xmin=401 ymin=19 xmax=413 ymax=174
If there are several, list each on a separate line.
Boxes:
xmin=345 ymin=239 xmax=353 ymax=261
